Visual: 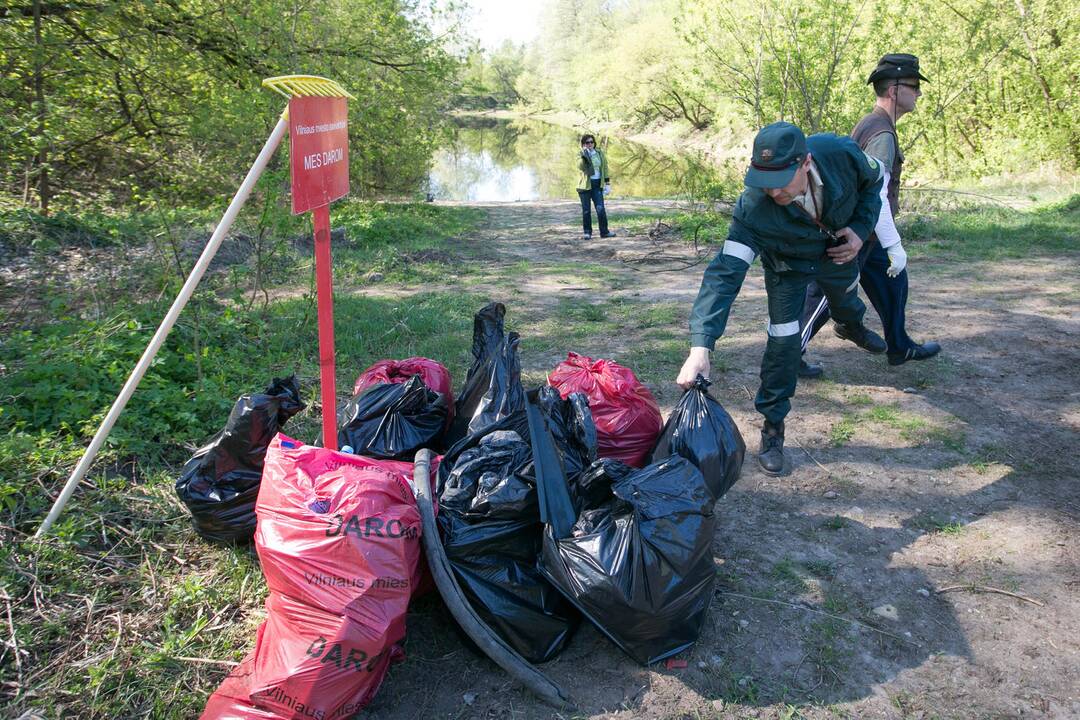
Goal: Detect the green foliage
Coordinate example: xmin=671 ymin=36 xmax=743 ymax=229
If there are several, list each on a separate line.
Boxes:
xmin=518 ymin=0 xmax=1080 ymax=176
xmin=0 ymin=201 xmax=483 ymax=465
xmin=0 ymin=0 xmax=464 ymax=213
xmin=457 ymin=41 xmax=527 ymax=108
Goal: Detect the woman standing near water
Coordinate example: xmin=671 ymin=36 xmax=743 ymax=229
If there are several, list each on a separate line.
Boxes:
xmin=576 ymin=134 xmax=616 ymax=240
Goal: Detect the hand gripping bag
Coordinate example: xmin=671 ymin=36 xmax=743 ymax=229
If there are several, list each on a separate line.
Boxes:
xmin=547 ymin=353 xmax=662 ymax=468
xmin=176 ymin=376 xmax=304 ymax=544
xmin=336 ymin=375 xmax=448 ymax=459
xmin=650 ymin=375 xmax=745 ymax=499
xmin=353 ymin=357 xmax=454 ymax=427
xmin=201 ymin=434 xmax=423 ymax=720
xmin=540 ymin=455 xmax=718 ymax=665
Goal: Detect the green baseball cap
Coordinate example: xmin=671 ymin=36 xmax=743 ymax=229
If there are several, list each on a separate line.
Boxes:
xmin=745 ymin=121 xmax=807 ymax=189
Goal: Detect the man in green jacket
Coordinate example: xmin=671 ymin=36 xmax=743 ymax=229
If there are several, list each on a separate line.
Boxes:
xmin=576 ymin=134 xmax=615 ymax=240
xmin=676 ymin=122 xmax=886 ymax=475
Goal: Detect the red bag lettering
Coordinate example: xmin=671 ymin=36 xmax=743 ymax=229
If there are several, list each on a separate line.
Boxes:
xmin=353 ymin=357 xmax=454 ymax=426
xmin=201 ymin=434 xmax=422 ymax=719
xmin=547 ymin=353 xmax=662 ymax=468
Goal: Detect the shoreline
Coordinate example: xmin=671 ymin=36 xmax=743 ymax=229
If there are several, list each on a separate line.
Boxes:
xmin=449 ymin=110 xmax=1079 ymax=204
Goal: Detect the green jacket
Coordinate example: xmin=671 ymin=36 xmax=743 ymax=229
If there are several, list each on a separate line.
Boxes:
xmin=689 ymin=133 xmax=883 ymax=349
xmin=577 ymin=148 xmax=610 ymax=191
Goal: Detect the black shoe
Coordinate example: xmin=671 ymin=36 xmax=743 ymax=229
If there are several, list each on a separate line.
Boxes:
xmin=758 ymin=421 xmax=786 ymax=475
xmin=600 ymin=231 xmax=617 ymax=238
xmin=834 ymin=322 xmax=887 ymax=354
xmin=888 ymin=341 xmax=941 ymax=366
xmin=798 ymin=359 xmax=823 ymax=379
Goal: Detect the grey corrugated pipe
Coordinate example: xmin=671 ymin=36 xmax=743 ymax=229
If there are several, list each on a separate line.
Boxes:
xmin=411 ymin=449 xmax=574 ymax=709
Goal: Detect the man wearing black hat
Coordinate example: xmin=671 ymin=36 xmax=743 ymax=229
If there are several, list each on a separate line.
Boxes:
xmin=798 ymin=53 xmax=940 ymax=377
xmin=676 ymin=121 xmax=886 ymax=475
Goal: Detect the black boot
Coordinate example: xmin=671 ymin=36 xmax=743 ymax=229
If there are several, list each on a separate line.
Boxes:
xmin=834 ymin=322 xmax=887 ymax=354
xmin=758 ymin=420 xmax=786 ymax=475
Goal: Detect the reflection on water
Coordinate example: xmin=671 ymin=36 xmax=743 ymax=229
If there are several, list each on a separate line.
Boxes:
xmin=428 ymin=117 xmax=724 ymax=201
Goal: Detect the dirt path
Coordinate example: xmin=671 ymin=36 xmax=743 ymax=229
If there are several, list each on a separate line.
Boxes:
xmin=364 ymin=200 xmax=1080 ymax=720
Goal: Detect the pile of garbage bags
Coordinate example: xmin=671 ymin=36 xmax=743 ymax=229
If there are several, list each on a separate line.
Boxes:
xmin=185 ymin=302 xmax=746 ymax=718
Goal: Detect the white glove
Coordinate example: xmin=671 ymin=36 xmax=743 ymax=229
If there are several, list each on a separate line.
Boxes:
xmin=603 ymin=183 xmax=611 ymax=196
xmin=886 ymin=243 xmax=907 ymax=277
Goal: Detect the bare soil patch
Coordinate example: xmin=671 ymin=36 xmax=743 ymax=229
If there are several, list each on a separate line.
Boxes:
xmin=358 ymin=200 xmax=1080 ymax=719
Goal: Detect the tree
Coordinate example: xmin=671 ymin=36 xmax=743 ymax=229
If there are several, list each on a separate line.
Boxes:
xmin=0 ymin=0 xmax=464 ymax=211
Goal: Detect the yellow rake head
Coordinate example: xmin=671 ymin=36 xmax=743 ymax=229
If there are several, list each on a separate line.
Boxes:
xmin=262 ymin=75 xmax=356 ymax=100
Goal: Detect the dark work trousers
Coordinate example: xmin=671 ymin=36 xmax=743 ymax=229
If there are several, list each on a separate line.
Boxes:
xmin=577 ymin=178 xmax=608 ymax=237
xmin=799 ymin=238 xmax=913 ymax=355
xmin=757 ymin=259 xmax=866 ymax=424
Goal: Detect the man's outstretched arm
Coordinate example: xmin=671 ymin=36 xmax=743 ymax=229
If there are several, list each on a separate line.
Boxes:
xmin=678 ymin=227 xmax=758 ymax=388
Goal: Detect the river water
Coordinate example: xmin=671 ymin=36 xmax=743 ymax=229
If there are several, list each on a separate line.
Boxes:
xmin=426 ymin=116 xmax=727 ymax=202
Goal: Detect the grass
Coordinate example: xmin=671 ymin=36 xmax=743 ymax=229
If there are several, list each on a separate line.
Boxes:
xmin=770 ymin=558 xmax=809 ymax=595
xmin=803 ymin=617 xmax=850 ymax=687
xmin=829 ymin=416 xmax=857 ymax=447
xmin=901 ymin=193 xmax=1079 ymax=264
xmin=804 ymin=560 xmax=836 ymax=579
xmin=0 ymin=200 xmax=487 ymax=719
xmin=822 ymin=516 xmax=849 ymax=530
xmin=908 ymin=512 xmax=965 ymax=535
xmin=826 ymin=401 xmax=967 ymax=453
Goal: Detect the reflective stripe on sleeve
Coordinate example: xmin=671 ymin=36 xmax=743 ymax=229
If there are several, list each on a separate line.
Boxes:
xmin=722 ymin=240 xmax=756 ymax=265
xmin=767 ymin=320 xmax=801 ymax=337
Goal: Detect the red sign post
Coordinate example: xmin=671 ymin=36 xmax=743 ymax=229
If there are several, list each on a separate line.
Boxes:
xmin=289 ymin=95 xmax=350 ymax=450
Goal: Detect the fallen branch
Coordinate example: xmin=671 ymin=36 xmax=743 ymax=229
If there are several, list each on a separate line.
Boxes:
xmin=107 ymin=521 xmax=187 ymax=565
xmin=173 ymin=655 xmax=241 ymax=667
xmin=2 ymin=591 xmax=22 ymax=699
xmin=935 ymin=584 xmax=1044 ymax=606
xmin=792 ymin=438 xmax=830 ymax=474
xmin=717 ymin=591 xmax=920 ymax=647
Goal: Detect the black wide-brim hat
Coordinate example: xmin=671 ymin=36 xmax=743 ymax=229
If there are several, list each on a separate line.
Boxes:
xmin=867 ymin=53 xmax=929 ymax=84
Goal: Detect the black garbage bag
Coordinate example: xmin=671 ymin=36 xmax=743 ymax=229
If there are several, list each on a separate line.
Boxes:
xmin=446 ymin=302 xmax=526 ymax=446
xmin=570 ymin=457 xmax=635 ymax=514
xmin=436 ymin=414 xmax=580 ymax=664
xmin=176 ymin=375 xmax=304 ymax=544
xmin=336 ymin=375 xmax=448 ymax=459
xmin=650 ymin=375 xmax=745 ymax=499
xmin=536 ymin=386 xmax=597 ymax=485
xmin=528 ymin=386 xmax=600 ymax=539
xmin=540 ymin=455 xmax=718 ymax=665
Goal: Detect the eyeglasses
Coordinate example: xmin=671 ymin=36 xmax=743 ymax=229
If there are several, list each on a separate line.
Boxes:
xmin=897 ymin=81 xmax=921 ymax=91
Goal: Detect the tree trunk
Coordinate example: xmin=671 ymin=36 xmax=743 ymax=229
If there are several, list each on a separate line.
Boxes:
xmin=33 ymin=0 xmax=50 ymax=214
xmin=1013 ymin=0 xmax=1054 ymax=114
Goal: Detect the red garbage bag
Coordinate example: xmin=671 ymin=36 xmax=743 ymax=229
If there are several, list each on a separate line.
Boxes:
xmin=548 ymin=352 xmax=662 ymax=468
xmin=201 ymin=434 xmax=425 ymax=720
xmin=353 ymin=357 xmax=454 ymax=426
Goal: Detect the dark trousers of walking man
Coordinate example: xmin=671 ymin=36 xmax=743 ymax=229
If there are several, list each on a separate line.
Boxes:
xmin=800 ymin=239 xmax=910 ymax=354
xmin=577 ymin=178 xmax=609 ymax=238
